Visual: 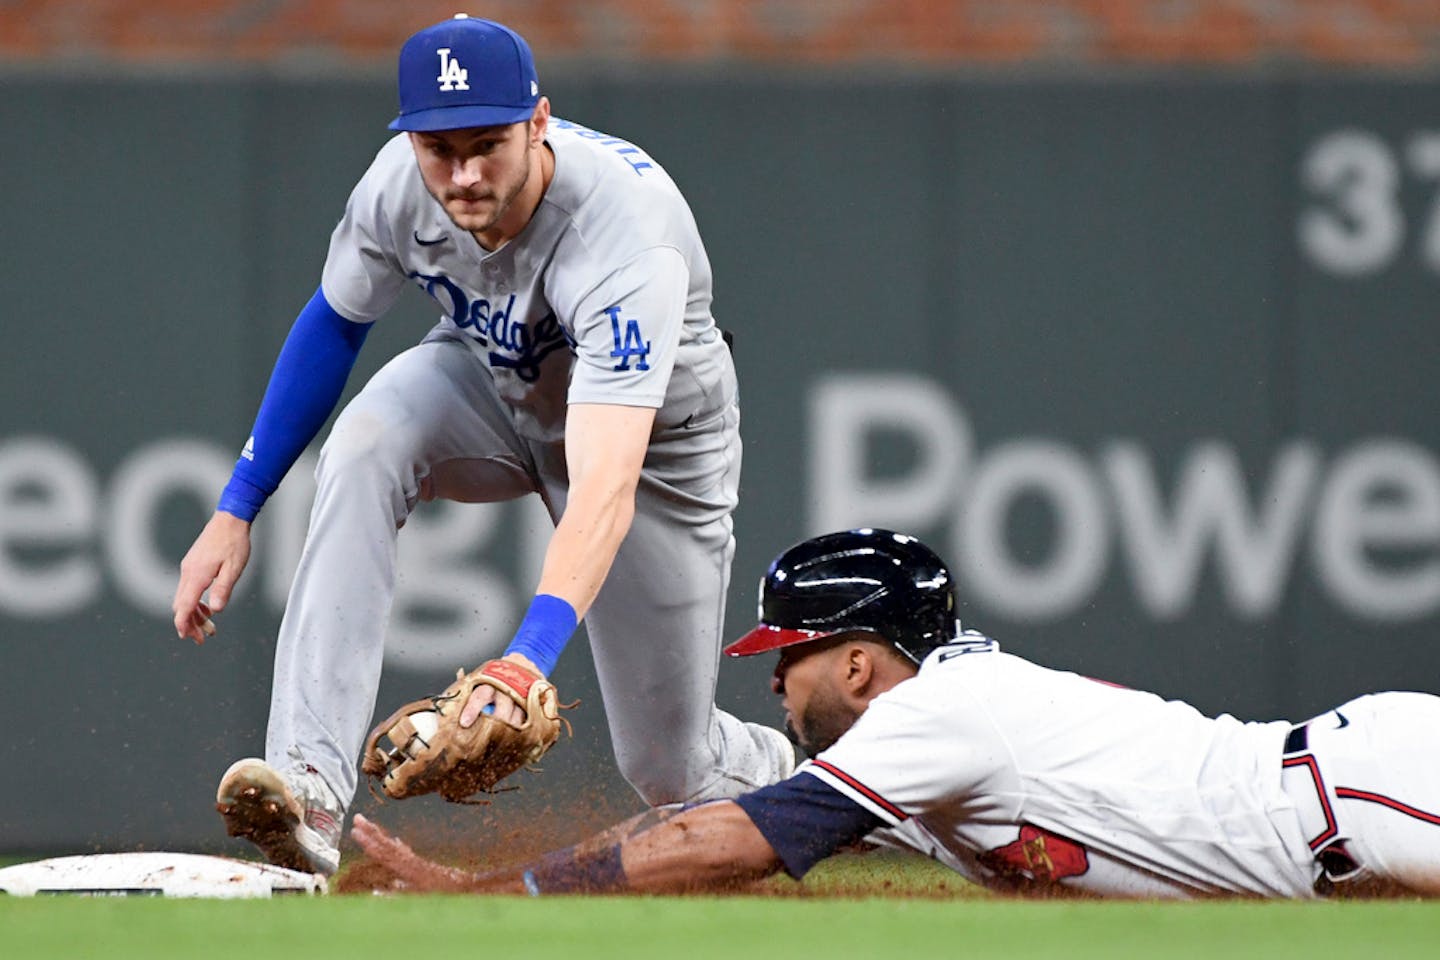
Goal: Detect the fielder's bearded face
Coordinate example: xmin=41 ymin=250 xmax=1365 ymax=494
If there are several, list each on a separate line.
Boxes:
xmin=771 ymin=639 xmax=862 ymax=759
xmin=408 ymin=108 xmax=546 ymax=237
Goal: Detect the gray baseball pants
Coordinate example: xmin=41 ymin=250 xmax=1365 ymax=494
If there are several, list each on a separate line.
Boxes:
xmin=263 ymin=331 xmax=794 ymax=809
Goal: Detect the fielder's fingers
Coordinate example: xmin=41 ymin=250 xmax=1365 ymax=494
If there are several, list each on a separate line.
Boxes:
xmin=199 ymin=603 xmax=216 ymax=638
xmin=493 ymin=693 xmax=525 ymax=726
xmin=173 ymin=598 xmax=197 ymax=638
xmin=208 ymin=567 xmax=239 ymax=613
xmin=171 ymin=599 xmax=217 ymax=645
xmin=180 ymin=608 xmax=216 ymax=644
xmin=172 ymin=574 xmax=211 ymax=638
xmin=460 ymin=686 xmax=496 ymax=728
xmin=463 ymin=689 xmax=526 ymax=728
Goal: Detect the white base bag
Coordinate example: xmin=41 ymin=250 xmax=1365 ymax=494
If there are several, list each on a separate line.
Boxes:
xmin=0 ymin=852 xmax=327 ymax=898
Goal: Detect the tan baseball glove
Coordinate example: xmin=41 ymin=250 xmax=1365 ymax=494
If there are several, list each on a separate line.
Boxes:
xmin=361 ymin=659 xmax=570 ymax=803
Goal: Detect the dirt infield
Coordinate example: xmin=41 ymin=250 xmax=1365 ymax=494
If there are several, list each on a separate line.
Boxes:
xmin=332 ymin=790 xmax=980 ymax=898
xmin=333 ymin=843 xmax=980 ymax=899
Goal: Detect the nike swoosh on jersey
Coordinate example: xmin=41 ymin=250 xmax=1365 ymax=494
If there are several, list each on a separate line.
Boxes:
xmin=1334 ymin=710 xmax=1350 ymax=728
xmin=413 ymin=231 xmax=449 ymax=246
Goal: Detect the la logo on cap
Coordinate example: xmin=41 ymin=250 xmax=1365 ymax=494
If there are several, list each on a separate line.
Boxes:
xmin=390 ymin=15 xmax=540 ymax=132
xmin=436 ymin=47 xmax=470 ymax=91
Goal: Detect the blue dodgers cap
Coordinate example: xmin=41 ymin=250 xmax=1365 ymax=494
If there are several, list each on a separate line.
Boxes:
xmin=389 ymin=15 xmax=540 ymax=133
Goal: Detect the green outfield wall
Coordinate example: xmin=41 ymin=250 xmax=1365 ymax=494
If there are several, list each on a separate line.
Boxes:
xmin=1 ymin=73 xmax=1437 ymax=851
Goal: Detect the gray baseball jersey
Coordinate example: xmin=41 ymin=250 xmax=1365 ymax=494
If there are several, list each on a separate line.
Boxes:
xmin=321 ymin=120 xmax=732 ymax=441
xmin=265 ymin=119 xmax=794 ymax=809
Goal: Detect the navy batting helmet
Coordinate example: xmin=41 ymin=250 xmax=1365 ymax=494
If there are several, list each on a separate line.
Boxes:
xmin=724 ymin=529 xmax=959 ymax=665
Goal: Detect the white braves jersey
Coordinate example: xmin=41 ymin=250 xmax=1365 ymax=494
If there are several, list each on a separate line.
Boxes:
xmin=320 ymin=119 xmax=733 ymax=444
xmin=804 ymin=636 xmax=1319 ymax=898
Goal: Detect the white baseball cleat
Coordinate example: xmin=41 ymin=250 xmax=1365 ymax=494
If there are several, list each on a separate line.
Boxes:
xmin=216 ymin=755 xmax=342 ymax=876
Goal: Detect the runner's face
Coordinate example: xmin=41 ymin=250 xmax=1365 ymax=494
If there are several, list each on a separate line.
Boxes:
xmin=772 ymin=642 xmax=860 ymax=758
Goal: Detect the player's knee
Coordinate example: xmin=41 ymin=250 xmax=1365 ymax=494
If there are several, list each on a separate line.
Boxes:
xmin=318 ymin=407 xmax=417 ymax=481
xmin=614 ymin=750 xmax=694 ymax=806
xmin=617 ymin=749 xmax=750 ymax=806
xmin=618 ymin=769 xmax=683 ymax=807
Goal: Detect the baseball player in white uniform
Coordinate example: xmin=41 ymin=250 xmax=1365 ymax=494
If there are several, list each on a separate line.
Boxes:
xmin=169 ymin=15 xmax=794 ymax=875
xmin=352 ymin=529 xmax=1440 ymax=899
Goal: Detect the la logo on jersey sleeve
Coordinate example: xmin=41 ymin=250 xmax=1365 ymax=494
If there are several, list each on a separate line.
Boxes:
xmin=605 ymin=305 xmax=651 ymax=372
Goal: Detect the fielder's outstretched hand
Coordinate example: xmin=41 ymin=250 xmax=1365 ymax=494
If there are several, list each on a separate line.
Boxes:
xmin=351 ymin=814 xmax=483 ymax=892
xmin=172 ymin=511 xmax=252 ymax=643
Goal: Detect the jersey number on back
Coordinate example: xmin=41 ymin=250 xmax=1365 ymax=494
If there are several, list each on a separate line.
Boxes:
xmin=935 ymin=632 xmax=998 ymax=662
xmin=606 ymin=306 xmax=651 ymax=371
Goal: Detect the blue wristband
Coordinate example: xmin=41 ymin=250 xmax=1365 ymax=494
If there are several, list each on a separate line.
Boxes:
xmin=217 ymin=475 xmax=269 ymax=522
xmin=522 ymin=843 xmax=626 ymax=894
xmin=504 ymin=594 xmax=578 ymax=676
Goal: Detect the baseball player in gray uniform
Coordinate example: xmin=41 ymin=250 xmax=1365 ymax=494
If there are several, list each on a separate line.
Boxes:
xmin=170 ymin=15 xmax=794 ymax=876
xmin=353 ymin=529 xmax=1440 ymax=899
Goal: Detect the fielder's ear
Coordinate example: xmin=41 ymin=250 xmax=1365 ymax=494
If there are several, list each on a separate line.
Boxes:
xmin=529 ymin=97 xmax=551 ymax=144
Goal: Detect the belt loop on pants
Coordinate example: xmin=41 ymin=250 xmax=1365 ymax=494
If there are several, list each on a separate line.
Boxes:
xmin=1282 ymin=723 xmax=1308 ymax=756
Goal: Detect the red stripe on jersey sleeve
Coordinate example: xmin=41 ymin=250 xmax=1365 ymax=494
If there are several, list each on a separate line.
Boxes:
xmin=809 ymin=760 xmax=909 ymax=822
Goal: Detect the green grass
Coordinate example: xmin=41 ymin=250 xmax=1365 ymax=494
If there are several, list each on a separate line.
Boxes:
xmin=4 ymin=895 xmax=1440 ymax=960
xmin=2 ymin=853 xmax=1438 ymax=960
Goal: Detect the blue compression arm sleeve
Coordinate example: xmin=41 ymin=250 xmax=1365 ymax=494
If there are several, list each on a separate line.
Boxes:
xmin=217 ymin=286 xmax=371 ymax=521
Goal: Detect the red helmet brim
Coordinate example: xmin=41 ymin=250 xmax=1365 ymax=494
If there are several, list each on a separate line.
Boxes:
xmin=723 ymin=623 xmax=840 ymax=658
